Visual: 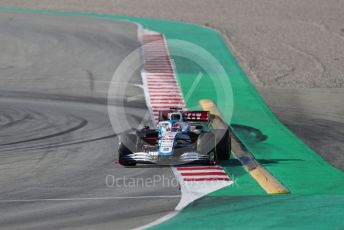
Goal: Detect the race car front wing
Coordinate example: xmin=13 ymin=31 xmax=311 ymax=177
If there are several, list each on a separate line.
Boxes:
xmin=120 ymin=151 xmax=210 ymax=164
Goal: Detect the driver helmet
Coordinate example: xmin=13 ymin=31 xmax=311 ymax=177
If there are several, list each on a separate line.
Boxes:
xmin=169 ymin=113 xmax=182 ymax=121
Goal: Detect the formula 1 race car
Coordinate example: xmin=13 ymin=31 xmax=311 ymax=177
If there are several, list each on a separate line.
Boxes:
xmin=118 ymin=109 xmax=230 ymax=166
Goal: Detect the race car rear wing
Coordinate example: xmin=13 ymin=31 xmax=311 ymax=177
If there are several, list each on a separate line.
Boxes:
xmin=158 ymin=110 xmax=210 ymax=122
xmin=184 ymin=111 xmax=210 ymax=121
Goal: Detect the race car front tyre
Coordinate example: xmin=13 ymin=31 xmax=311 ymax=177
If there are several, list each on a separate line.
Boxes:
xmin=118 ymin=133 xmax=137 ymax=167
xmin=197 ymin=132 xmax=216 ymax=161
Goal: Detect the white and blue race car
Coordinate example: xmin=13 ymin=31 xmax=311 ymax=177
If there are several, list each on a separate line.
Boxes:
xmin=118 ymin=110 xmax=230 ymax=166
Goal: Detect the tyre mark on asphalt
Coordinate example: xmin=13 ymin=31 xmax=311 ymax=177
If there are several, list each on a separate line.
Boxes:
xmin=0 ymin=117 xmax=88 ymax=146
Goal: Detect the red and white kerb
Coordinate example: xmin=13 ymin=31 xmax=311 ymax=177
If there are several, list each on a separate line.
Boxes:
xmin=141 ymin=32 xmax=186 ymax=125
xmin=175 ymin=166 xmax=231 ymax=182
xmin=173 ymin=165 xmax=233 ymax=210
xmin=140 ymin=31 xmax=233 ymax=211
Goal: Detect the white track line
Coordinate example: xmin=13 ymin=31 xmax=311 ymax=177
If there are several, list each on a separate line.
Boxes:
xmin=0 ymin=195 xmax=181 ymax=203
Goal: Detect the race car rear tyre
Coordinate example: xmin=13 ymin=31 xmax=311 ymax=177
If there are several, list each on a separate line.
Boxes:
xmin=213 ymin=129 xmax=230 ymax=161
xmin=118 ymin=133 xmax=137 ymax=167
xmin=197 ymin=129 xmax=230 ymax=162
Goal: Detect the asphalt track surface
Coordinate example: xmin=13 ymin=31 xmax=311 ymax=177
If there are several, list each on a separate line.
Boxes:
xmin=2 ymin=0 xmax=342 ymax=170
xmin=0 ymin=12 xmax=179 ymax=229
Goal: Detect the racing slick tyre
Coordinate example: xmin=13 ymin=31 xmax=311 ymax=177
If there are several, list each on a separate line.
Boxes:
xmin=213 ymin=129 xmax=230 ymax=161
xmin=118 ymin=133 xmax=137 ymax=167
xmin=197 ymin=132 xmax=216 ymax=162
xmin=197 ymin=129 xmax=230 ymax=162
xmin=136 ymin=128 xmax=158 ymax=146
